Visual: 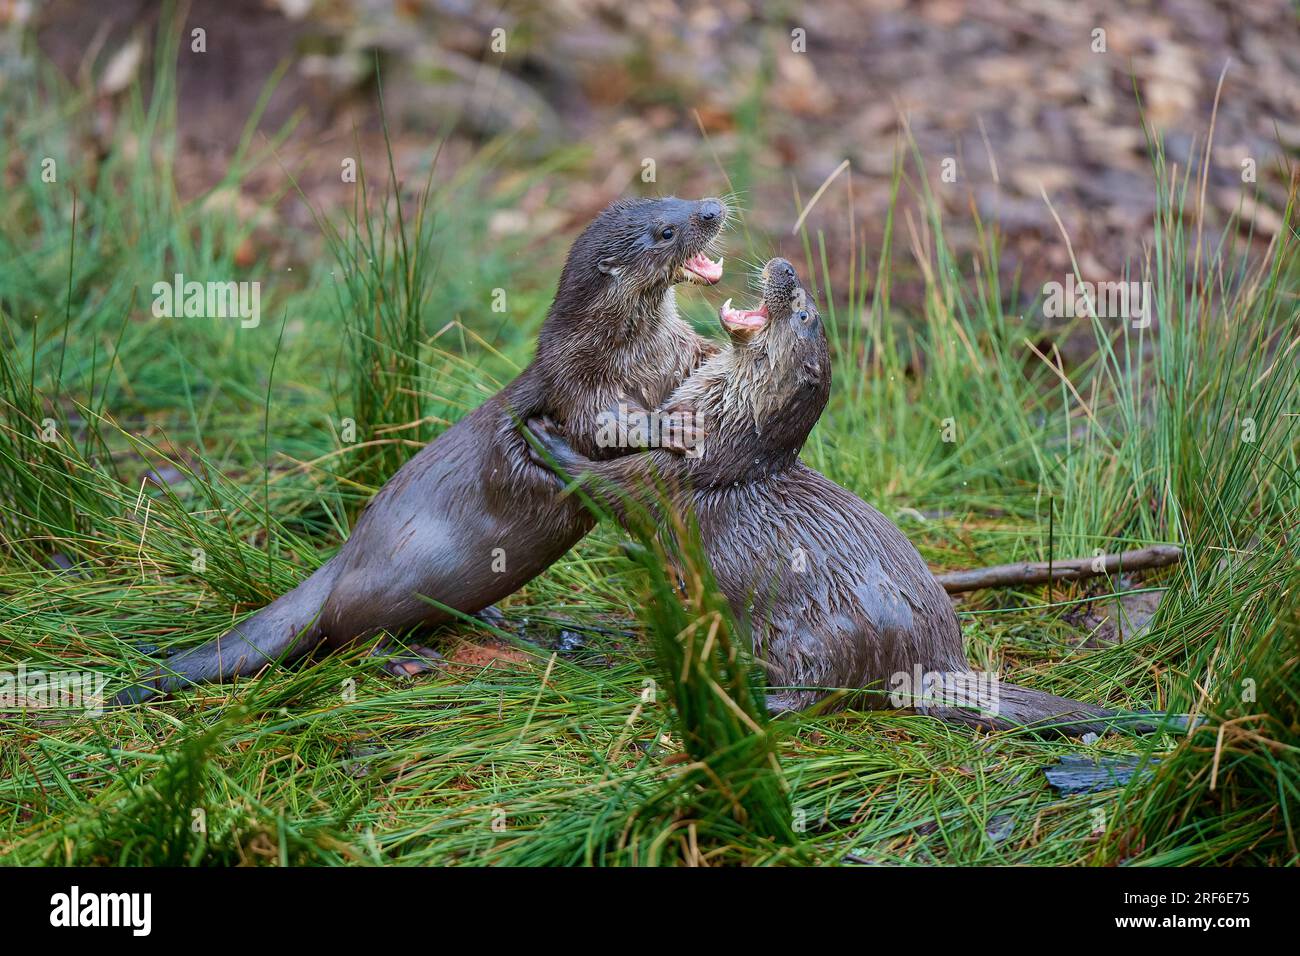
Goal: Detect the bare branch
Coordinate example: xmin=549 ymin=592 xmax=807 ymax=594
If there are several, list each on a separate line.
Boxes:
xmin=936 ymin=545 xmax=1183 ymax=594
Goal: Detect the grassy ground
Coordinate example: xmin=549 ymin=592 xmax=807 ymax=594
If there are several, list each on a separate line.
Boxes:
xmin=1 ymin=46 xmax=1297 ymax=866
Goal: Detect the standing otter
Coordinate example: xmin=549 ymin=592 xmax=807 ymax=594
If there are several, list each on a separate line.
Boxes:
xmin=114 ymin=197 xmax=728 ymax=704
xmin=527 ymin=258 xmax=1134 ymax=734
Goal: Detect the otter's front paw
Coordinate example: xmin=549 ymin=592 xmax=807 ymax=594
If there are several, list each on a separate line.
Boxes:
xmin=657 ymin=405 xmax=706 ymax=457
xmin=596 ymin=398 xmax=705 ymax=457
xmin=523 ymin=418 xmax=586 ymax=481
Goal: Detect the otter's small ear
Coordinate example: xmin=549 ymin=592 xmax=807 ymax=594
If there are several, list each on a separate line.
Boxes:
xmin=598 ymin=256 xmax=622 ymax=277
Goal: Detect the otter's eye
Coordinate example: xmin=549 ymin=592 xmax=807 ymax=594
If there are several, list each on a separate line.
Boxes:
xmin=660 ymin=226 xmax=675 ymax=241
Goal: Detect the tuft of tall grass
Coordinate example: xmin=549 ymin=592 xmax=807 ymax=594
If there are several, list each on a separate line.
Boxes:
xmin=310 ymin=117 xmax=439 ymax=497
xmin=618 ymin=508 xmax=797 ymax=856
xmin=1109 ymin=560 xmax=1299 ymax=865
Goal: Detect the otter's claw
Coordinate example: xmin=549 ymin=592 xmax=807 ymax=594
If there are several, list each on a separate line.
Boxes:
xmin=597 ymin=398 xmax=705 ymax=457
xmin=658 ymin=406 xmax=705 ymax=457
xmin=525 ymin=418 xmax=585 ymax=483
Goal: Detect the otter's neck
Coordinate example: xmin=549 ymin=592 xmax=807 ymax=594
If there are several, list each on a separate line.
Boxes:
xmin=536 ymin=287 xmax=685 ymax=391
xmin=528 ymin=286 xmax=701 ymax=457
xmin=670 ymin=342 xmax=811 ymax=481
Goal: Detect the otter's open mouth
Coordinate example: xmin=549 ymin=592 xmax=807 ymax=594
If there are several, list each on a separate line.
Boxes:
xmin=680 ymin=252 xmax=724 ymax=285
xmin=719 ymin=257 xmax=795 ymax=334
xmin=719 ymin=297 xmax=769 ymax=333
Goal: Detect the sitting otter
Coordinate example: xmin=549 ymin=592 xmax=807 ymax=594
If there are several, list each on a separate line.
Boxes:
xmin=527 ymin=258 xmax=1135 ymax=734
xmin=114 ymin=197 xmax=729 ymax=704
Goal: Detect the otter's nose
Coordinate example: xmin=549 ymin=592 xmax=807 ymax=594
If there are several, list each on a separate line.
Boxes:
xmin=766 ymin=258 xmax=795 ymax=279
xmin=699 ymin=199 xmax=723 ymax=223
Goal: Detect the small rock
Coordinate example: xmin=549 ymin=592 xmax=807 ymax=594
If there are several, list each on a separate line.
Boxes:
xmin=1079 ymin=588 xmax=1164 ymax=647
xmin=1043 ymin=754 xmax=1155 ymax=795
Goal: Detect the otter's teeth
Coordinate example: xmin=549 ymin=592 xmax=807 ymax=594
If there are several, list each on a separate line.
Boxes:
xmin=682 ymin=251 xmax=724 ymax=284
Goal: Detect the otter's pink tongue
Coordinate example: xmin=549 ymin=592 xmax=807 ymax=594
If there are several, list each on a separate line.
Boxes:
xmin=719 ymin=298 xmax=769 ymax=333
xmin=683 ymin=252 xmax=724 ymax=284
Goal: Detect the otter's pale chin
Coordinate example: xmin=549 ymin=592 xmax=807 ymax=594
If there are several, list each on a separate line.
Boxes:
xmin=680 ymin=252 xmax=724 ymax=285
xmin=719 ymin=297 xmax=769 ymax=333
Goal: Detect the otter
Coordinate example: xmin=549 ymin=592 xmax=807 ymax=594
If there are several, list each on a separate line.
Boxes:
xmin=113 ymin=197 xmax=729 ymax=704
xmin=527 ymin=257 xmax=1137 ymax=735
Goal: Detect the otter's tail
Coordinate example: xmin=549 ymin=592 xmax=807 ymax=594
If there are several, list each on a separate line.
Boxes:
xmin=920 ymin=676 xmax=1178 ymax=737
xmin=111 ymin=558 xmax=341 ymax=705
